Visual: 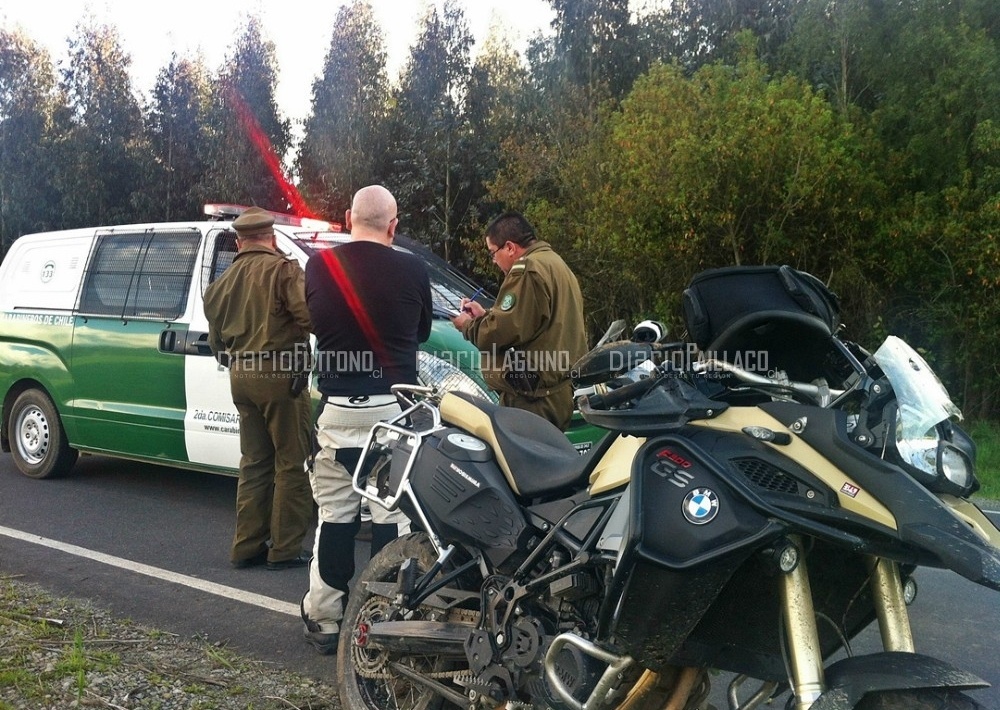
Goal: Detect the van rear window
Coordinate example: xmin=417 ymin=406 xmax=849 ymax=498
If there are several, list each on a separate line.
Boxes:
xmin=79 ymin=230 xmax=200 ymax=320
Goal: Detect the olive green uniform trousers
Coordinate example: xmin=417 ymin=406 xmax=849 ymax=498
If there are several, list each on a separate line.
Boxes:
xmin=229 ymin=364 xmax=313 ymax=564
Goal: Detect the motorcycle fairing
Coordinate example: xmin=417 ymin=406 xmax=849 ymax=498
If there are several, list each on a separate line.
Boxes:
xmin=762 ymin=402 xmax=1000 ymax=591
xmin=602 ymin=433 xmax=908 ymax=680
xmin=669 ymin=537 xmax=884 ymax=680
xmin=690 ymin=406 xmax=898 ymax=529
xmin=606 ymin=436 xmax=784 ymax=670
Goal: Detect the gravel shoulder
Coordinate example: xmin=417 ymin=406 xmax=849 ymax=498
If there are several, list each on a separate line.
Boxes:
xmin=0 ymin=575 xmax=341 ymax=710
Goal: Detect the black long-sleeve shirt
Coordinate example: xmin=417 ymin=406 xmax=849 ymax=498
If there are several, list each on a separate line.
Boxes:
xmin=305 ymin=241 xmax=432 ymax=396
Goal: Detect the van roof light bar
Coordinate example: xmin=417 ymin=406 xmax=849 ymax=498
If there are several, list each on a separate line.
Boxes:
xmin=203 ymin=203 xmax=343 ymax=233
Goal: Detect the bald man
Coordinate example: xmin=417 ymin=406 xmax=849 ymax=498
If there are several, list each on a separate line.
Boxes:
xmin=299 ymin=185 xmax=433 ymax=654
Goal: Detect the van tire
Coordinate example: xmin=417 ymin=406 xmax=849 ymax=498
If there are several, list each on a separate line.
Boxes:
xmin=8 ymin=389 xmax=78 ymax=479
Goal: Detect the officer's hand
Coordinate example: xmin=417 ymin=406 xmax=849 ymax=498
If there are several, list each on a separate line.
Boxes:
xmin=451 ymin=311 xmax=473 ymax=329
xmin=460 ymin=298 xmax=486 ymax=318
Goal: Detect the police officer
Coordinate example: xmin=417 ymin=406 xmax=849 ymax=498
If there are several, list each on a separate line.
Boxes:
xmin=451 ymin=211 xmax=587 ymax=430
xmin=203 ymin=207 xmax=314 ymax=570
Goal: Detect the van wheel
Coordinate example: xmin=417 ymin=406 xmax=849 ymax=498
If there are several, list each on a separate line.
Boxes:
xmin=8 ymin=389 xmax=78 ymax=479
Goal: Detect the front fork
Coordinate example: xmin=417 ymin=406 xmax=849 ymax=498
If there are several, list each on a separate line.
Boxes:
xmin=781 ymin=536 xmax=914 ymax=710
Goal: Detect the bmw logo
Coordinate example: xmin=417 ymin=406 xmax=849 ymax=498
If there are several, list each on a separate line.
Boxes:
xmin=682 ymin=488 xmax=720 ymax=525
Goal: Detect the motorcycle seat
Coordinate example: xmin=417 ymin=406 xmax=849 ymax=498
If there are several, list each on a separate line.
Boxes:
xmin=440 ymin=392 xmax=592 ymax=498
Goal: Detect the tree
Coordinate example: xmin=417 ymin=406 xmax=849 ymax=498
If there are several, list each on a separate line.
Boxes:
xmin=455 ymin=26 xmax=532 ymax=272
xmin=196 ymin=15 xmax=292 ymax=212
xmin=0 ymin=28 xmax=59 ymax=254
xmin=385 ymin=0 xmax=473 ymax=258
xmin=496 ymin=45 xmax=885 ymax=335
xmin=778 ymin=0 xmax=883 ymax=115
xmin=52 ymin=18 xmax=150 ymax=227
xmin=296 ymin=0 xmax=389 ymax=222
xmin=146 ymin=54 xmax=213 ymax=221
xmin=665 ymin=0 xmax=795 ymax=71
xmin=548 ymin=0 xmax=645 ymax=104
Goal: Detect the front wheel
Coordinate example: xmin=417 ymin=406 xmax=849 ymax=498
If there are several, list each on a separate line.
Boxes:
xmin=337 ymin=532 xmax=472 ymax=710
xmin=855 ymin=689 xmax=987 ymax=709
xmin=7 ymin=389 xmax=78 ymax=479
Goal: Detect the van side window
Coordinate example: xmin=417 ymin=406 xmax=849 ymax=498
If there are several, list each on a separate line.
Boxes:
xmin=202 ymin=229 xmax=239 ymax=293
xmin=79 ymin=230 xmax=201 ymax=320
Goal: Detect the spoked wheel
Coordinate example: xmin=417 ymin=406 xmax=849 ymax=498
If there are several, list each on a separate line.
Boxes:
xmin=855 ymin=689 xmax=987 ymax=709
xmin=337 ymin=532 xmax=474 ymax=710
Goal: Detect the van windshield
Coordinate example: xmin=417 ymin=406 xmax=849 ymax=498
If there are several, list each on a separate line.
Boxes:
xmin=290 ymin=231 xmax=493 ymax=319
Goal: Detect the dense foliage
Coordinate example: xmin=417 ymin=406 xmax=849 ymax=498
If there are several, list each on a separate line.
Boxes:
xmin=1 ymin=0 xmax=999 ymax=416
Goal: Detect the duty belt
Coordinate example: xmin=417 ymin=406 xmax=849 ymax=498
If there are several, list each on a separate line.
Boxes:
xmin=233 ymin=351 xmax=293 ymax=368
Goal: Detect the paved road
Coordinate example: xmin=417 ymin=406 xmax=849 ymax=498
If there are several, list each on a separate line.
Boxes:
xmin=1 ymin=453 xmax=998 ymax=707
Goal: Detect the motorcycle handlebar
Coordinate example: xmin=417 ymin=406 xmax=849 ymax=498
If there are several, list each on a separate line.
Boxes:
xmin=693 ymin=359 xmax=845 ymax=403
xmin=585 ymin=373 xmax=661 ymax=410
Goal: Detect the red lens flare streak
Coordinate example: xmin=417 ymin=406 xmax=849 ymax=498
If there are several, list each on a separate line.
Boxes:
xmin=226 ymin=86 xmax=317 ymax=220
xmin=228 ymin=87 xmax=395 ymax=373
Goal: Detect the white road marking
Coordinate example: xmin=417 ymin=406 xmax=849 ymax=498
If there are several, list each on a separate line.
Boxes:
xmin=0 ymin=525 xmax=299 ymax=617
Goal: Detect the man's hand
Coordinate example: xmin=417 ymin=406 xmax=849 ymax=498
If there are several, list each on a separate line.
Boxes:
xmin=451 ymin=298 xmax=486 ymax=329
xmin=461 ymin=298 xmax=486 ymax=317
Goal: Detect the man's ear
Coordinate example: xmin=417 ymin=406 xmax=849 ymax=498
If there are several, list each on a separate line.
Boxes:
xmin=345 ymin=209 xmax=353 ymax=232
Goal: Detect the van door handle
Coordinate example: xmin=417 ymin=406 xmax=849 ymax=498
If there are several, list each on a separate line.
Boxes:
xmin=186 ymin=331 xmax=213 ymax=356
xmin=158 ymin=329 xmax=179 ymax=353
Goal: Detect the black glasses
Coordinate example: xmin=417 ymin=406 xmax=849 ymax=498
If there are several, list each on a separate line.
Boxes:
xmin=488 ymin=242 xmax=506 ymax=259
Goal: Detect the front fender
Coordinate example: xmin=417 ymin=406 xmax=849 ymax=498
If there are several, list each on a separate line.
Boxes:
xmin=809 ymin=652 xmax=988 ymax=709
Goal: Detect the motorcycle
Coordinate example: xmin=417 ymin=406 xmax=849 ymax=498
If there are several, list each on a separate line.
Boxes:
xmin=336 ymin=266 xmax=1000 ymax=710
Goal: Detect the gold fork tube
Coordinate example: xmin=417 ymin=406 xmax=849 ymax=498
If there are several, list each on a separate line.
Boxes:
xmin=869 ymin=557 xmax=915 ymax=652
xmin=781 ymin=536 xmax=826 ymax=709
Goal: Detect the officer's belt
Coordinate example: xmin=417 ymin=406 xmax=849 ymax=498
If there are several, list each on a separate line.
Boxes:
xmin=232 ymin=351 xmax=296 ymax=368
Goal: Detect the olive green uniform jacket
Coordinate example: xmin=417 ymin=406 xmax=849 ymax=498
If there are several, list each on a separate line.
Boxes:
xmin=203 ymin=243 xmax=311 ymax=359
xmin=460 ymin=240 xmax=587 ymax=429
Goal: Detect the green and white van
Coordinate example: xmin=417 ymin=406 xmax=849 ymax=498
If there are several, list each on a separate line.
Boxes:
xmin=0 ymin=205 xmax=603 ymax=479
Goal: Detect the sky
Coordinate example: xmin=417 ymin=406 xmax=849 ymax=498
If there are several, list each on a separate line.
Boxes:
xmin=0 ymin=0 xmax=557 ymax=132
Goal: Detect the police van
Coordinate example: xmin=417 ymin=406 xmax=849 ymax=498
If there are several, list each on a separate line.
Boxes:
xmin=0 ymin=205 xmax=604 ymax=480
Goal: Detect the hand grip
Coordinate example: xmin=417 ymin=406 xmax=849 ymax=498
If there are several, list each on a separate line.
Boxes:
xmin=586 ymin=374 xmax=659 ymax=410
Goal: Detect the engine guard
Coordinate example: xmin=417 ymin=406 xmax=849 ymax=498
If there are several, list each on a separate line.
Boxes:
xmin=808 ymin=651 xmax=988 ymax=709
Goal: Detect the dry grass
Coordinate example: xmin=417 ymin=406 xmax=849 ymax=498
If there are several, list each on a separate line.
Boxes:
xmin=0 ymin=575 xmax=340 ymax=710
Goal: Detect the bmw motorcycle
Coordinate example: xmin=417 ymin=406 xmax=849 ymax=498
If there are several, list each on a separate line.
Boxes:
xmin=336 ymin=266 xmax=1000 ymax=710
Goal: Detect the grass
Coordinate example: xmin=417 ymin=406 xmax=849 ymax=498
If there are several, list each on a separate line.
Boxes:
xmin=971 ymin=419 xmax=1000 ymax=501
xmin=0 ymin=576 xmax=340 ymax=709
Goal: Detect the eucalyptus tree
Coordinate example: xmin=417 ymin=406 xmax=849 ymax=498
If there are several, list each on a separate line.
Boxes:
xmin=0 ymin=28 xmax=59 ymax=253
xmin=385 ymin=0 xmax=473 ymax=258
xmin=197 ymin=15 xmax=291 ymax=212
xmin=53 ymin=18 xmax=149 ymax=226
xmin=547 ymin=0 xmax=644 ymax=104
xmin=296 ymin=0 xmax=389 ymax=221
xmin=146 ymin=54 xmax=213 ymax=221
xmin=663 ymin=0 xmax=795 ymax=71
xmin=458 ymin=26 xmax=532 ymax=271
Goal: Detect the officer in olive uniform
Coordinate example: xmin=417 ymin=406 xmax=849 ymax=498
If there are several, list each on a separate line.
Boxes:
xmin=452 ymin=211 xmax=587 ymax=430
xmin=203 ymin=207 xmax=315 ymax=570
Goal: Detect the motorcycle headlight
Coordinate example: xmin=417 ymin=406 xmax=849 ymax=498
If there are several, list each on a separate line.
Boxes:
xmin=939 ymin=442 xmax=974 ymax=492
xmin=417 ymin=351 xmax=497 ymax=402
xmin=895 ymin=421 xmax=977 ymax=497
